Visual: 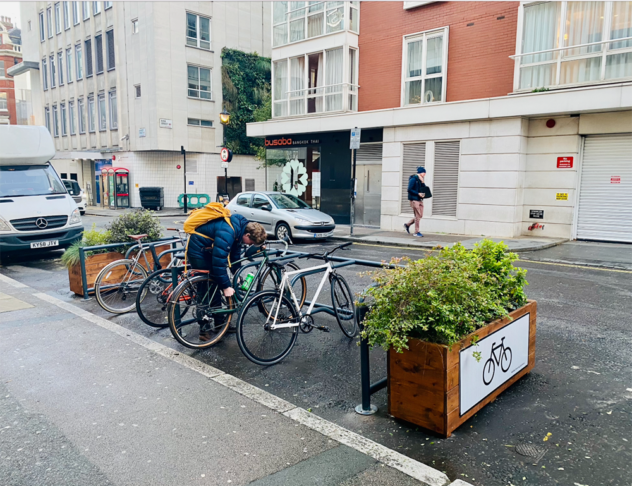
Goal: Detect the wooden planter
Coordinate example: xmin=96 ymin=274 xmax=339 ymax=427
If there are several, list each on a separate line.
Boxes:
xmin=67 ymin=244 xmax=172 ymax=296
xmin=388 ymin=300 xmax=537 ymax=437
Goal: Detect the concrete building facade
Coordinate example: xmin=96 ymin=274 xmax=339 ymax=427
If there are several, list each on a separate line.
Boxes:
xmin=18 ymin=1 xmax=271 ymax=208
xmin=248 ymin=1 xmax=632 ymax=243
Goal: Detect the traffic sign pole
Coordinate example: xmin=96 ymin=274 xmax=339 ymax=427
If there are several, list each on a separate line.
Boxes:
xmin=181 ymin=146 xmax=187 ymax=214
xmin=349 ymin=128 xmax=361 ymax=236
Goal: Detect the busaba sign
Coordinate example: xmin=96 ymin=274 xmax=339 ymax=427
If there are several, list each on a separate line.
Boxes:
xmin=265 ymin=137 xmax=320 ymax=147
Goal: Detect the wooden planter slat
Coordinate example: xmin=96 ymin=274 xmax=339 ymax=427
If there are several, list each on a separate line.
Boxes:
xmin=388 ymin=300 xmax=537 ymax=437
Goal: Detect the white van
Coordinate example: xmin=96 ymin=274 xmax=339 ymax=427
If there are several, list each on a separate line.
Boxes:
xmin=0 ymin=126 xmax=84 ymax=254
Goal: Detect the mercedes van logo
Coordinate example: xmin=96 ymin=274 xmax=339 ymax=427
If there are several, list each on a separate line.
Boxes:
xmin=36 ymin=218 xmax=48 ymax=229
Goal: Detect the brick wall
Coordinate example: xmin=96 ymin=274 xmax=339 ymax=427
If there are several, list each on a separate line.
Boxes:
xmin=358 ymin=1 xmax=519 ymax=111
xmin=0 ymin=53 xmax=17 ymax=124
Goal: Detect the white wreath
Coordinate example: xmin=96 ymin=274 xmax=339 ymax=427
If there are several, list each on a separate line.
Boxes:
xmin=281 ymin=159 xmax=308 ymax=197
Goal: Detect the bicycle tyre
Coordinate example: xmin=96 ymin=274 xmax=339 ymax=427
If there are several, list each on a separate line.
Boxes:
xmin=94 ymin=259 xmax=148 ymax=314
xmin=136 ymin=268 xmax=177 ymax=328
xmin=330 ymin=275 xmax=358 ymax=338
xmin=257 ymin=262 xmax=308 ymax=308
xmin=167 ymin=275 xmax=234 ymax=349
xmin=236 ymin=290 xmax=299 ymax=366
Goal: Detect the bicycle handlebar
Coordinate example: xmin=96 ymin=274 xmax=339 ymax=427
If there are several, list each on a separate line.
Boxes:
xmin=307 ymin=242 xmax=352 ymax=261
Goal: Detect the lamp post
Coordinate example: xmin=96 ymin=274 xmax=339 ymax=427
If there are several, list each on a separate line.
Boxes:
xmin=219 ymin=108 xmax=231 ymax=197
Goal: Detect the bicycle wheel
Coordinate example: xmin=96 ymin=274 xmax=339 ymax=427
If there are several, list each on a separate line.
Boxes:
xmin=236 ymin=290 xmax=299 ymax=366
xmin=95 ymin=259 xmax=148 ymax=314
xmin=136 ymin=268 xmax=177 ymax=328
xmin=168 ymin=275 xmax=234 ymax=349
xmin=258 ymin=262 xmax=307 ymax=308
xmin=330 ymin=275 xmax=358 ymax=338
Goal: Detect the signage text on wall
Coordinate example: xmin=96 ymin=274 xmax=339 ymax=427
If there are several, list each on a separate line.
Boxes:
xmin=556 ymin=192 xmax=568 ymax=200
xmin=529 ymin=209 xmax=544 ymax=219
xmin=557 ymin=156 xmax=573 ymax=168
xmin=139 ymin=128 xmax=146 ymax=138
xmin=265 ymin=138 xmax=320 ymax=147
xmin=611 ymin=176 xmax=621 ymax=184
xmin=159 ymin=118 xmax=173 ymax=129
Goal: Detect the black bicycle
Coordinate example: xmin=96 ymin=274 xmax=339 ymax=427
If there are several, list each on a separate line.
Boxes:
xmin=482 ymin=337 xmax=512 ymax=385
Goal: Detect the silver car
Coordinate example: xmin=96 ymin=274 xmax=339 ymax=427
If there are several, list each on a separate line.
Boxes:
xmin=227 ymin=192 xmax=335 ymax=241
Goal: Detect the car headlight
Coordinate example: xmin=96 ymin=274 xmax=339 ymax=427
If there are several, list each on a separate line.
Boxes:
xmin=0 ymin=218 xmax=12 ymax=232
xmin=294 ymin=218 xmax=310 ymax=225
xmin=69 ymin=208 xmax=82 ymax=225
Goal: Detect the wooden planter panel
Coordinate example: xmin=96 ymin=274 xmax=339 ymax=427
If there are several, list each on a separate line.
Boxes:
xmin=388 ymin=300 xmax=537 ymax=437
xmin=68 ymin=251 xmax=124 ymax=296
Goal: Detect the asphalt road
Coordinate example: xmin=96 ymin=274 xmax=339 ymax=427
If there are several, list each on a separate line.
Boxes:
xmin=1 ymin=217 xmax=631 ymax=486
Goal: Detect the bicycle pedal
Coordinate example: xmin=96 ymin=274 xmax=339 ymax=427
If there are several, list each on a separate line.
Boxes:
xmin=316 ymin=326 xmax=330 ymax=333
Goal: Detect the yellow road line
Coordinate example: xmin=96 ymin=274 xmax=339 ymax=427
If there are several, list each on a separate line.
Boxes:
xmin=350 ymin=242 xmax=433 ymax=252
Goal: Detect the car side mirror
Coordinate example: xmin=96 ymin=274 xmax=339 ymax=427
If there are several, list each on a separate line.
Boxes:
xmin=262 ymin=204 xmax=272 ymax=211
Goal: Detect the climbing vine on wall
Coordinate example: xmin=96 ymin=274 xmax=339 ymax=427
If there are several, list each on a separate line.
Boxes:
xmin=221 ymin=48 xmax=271 ymax=156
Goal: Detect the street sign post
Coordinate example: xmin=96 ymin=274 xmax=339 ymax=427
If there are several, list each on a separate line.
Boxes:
xmin=180 ymin=146 xmax=187 ymax=214
xmin=350 ymin=128 xmax=361 ymax=236
xmin=220 ymin=147 xmax=233 ymax=197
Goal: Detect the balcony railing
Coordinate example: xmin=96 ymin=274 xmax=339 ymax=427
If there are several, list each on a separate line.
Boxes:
xmin=273 ymin=81 xmax=359 ymax=118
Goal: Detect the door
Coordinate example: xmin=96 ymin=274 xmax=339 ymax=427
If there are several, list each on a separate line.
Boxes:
xmin=355 ymin=143 xmax=383 ymax=227
xmin=577 ymin=134 xmax=632 ymax=243
xmin=216 ymin=177 xmax=243 ymax=201
xmin=249 ymin=194 xmax=275 ymax=232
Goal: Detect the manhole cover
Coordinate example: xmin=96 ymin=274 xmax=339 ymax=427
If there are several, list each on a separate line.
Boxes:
xmin=515 ymin=443 xmax=547 ymax=464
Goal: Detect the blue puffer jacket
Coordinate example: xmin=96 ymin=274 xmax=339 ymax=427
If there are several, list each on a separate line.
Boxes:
xmin=408 ymin=175 xmax=424 ymax=201
xmin=186 ymin=214 xmax=249 ymax=289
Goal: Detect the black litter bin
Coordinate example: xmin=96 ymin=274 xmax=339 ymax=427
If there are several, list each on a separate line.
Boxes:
xmin=139 ymin=187 xmax=164 ymax=211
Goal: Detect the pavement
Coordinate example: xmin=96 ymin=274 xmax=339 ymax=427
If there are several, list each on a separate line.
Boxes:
xmin=331 ymin=225 xmax=567 ymax=252
xmin=85 ymin=207 xmax=189 ymax=218
xmin=0 ymin=274 xmax=460 ymax=486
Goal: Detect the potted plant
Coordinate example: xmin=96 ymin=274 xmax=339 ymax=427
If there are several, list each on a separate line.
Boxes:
xmin=360 ymin=240 xmax=535 ymax=437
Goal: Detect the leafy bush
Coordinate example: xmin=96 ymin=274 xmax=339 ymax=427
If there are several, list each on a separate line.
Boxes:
xmin=61 ymin=224 xmax=112 ymax=268
xmin=107 ymin=209 xmax=162 ymax=244
xmin=360 ymin=240 xmax=528 ymax=354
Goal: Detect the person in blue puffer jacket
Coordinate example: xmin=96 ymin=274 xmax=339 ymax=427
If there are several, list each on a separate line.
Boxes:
xmin=186 ymin=214 xmax=267 ymax=339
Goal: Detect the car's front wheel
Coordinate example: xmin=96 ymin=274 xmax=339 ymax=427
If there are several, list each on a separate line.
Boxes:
xmin=275 ymin=222 xmax=291 ymax=241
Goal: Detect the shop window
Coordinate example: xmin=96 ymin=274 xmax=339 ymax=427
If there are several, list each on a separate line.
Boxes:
xmin=402 ymin=28 xmax=447 ymax=106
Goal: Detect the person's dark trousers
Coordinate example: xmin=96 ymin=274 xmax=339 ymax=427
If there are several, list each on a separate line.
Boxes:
xmin=188 ymin=256 xmax=225 ymax=326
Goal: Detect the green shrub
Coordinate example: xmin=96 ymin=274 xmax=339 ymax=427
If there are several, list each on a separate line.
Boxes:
xmin=360 ymin=240 xmax=528 ymax=354
xmin=61 ymin=224 xmax=112 ymax=268
xmin=107 ymin=209 xmax=162 ymax=243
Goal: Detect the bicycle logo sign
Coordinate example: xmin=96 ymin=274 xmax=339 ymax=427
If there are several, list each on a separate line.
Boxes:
xmin=482 ymin=337 xmax=512 ymax=385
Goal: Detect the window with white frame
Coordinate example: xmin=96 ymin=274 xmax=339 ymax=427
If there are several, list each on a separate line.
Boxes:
xmin=83 ymin=2 xmax=90 ymax=20
xmin=104 ymin=1 xmax=112 ymax=10
xmin=273 ymin=1 xmax=358 ymax=48
xmin=273 ymin=46 xmax=357 ymax=117
xmin=88 ymin=95 xmax=95 ymax=132
xmin=47 ymin=7 xmax=53 ymax=38
xmin=55 ymin=3 xmax=62 ymax=34
xmin=517 ymin=1 xmax=632 ymax=90
xmin=61 ymin=103 xmax=67 ymax=136
xmin=132 ymin=19 xmax=138 ymax=34
xmin=402 ymin=28 xmax=447 ymax=106
xmin=58 ymin=51 xmax=64 ymax=85
xmin=73 ymin=1 xmax=80 ymax=25
xmin=0 ymin=93 xmax=7 ymax=111
xmin=188 ymin=118 xmax=213 ymax=127
xmin=186 ymin=13 xmax=211 ymax=50
xmin=63 ymin=1 xmax=70 ymax=29
xmin=76 ymin=44 xmax=83 ymax=79
xmin=42 ymin=58 xmax=48 ymax=90
xmin=45 ymin=107 xmax=51 ymax=133
xmin=69 ymin=100 xmax=76 ymax=134
xmin=52 ymin=105 xmax=59 ymax=137
xmin=50 ymin=55 xmax=56 ymax=88
xmin=187 ymin=65 xmax=211 ymax=99
xmin=39 ymin=11 xmax=45 ymax=41
xmin=108 ymin=90 xmax=117 ymax=129
xmin=106 ymin=30 xmax=115 ymax=70
xmin=93 ymin=1 xmax=100 ymax=15
xmin=78 ymin=98 xmax=86 ymax=133
xmin=98 ymin=93 xmax=106 ymax=131
xmin=66 ymin=48 xmax=73 ymax=82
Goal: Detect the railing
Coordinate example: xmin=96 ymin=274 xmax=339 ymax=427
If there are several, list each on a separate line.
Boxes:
xmin=273 ymin=82 xmax=359 ymax=117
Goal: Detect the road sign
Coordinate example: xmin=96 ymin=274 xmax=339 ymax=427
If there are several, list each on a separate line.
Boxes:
xmin=350 ymin=128 xmax=361 ymax=150
xmin=221 ymin=161 xmax=229 ymax=169
xmin=220 ymin=147 xmax=233 ymax=163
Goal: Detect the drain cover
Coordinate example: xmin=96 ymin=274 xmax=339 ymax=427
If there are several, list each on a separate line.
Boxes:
xmin=515 ymin=443 xmax=547 ymax=464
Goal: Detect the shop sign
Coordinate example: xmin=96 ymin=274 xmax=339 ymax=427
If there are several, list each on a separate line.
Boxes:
xmin=350 ymin=128 xmax=361 ymax=150
xmin=159 ymin=118 xmax=173 ymax=129
xmin=556 ymin=192 xmax=568 ymax=201
xmin=265 ymin=137 xmax=320 ymax=147
xmin=529 ymin=210 xmax=544 ymax=219
xmin=611 ymin=176 xmax=621 ymax=184
xmin=459 ymin=313 xmax=530 ymax=415
xmin=557 ymin=156 xmax=573 ymax=168
xmin=281 ymin=159 xmax=308 ymax=196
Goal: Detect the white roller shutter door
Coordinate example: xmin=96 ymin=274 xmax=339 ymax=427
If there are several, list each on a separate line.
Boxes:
xmin=577 ymin=134 xmax=632 ymax=243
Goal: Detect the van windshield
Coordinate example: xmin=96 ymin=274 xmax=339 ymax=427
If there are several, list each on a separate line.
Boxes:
xmin=0 ymin=165 xmax=67 ymax=198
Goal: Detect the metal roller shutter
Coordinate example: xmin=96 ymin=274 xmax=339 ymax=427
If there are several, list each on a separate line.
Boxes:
xmin=356 ymin=143 xmax=383 ymax=165
xmin=401 ymin=143 xmax=426 ymax=213
xmin=433 ymin=141 xmax=460 ymax=217
xmin=577 ymin=134 xmax=632 ymax=243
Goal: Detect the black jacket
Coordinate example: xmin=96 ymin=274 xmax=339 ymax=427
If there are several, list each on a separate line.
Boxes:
xmin=186 ymin=214 xmax=248 ymax=289
xmin=408 ymin=175 xmax=424 ymax=201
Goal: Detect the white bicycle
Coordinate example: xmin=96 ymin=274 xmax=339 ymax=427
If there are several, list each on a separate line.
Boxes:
xmin=235 ymin=242 xmax=358 ymax=366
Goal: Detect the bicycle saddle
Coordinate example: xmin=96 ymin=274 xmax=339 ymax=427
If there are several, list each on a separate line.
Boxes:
xmin=128 ymin=234 xmax=148 ymax=240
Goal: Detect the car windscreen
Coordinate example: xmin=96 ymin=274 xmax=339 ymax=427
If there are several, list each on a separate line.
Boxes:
xmin=269 ymin=193 xmax=311 ymax=209
xmin=0 ymin=165 xmax=67 ymax=198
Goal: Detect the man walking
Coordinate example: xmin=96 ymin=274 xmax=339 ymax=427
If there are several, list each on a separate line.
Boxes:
xmin=404 ymin=166 xmax=426 ymax=237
